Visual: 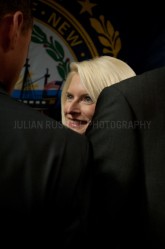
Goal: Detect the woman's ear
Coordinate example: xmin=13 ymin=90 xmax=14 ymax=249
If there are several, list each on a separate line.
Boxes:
xmin=0 ymin=11 xmax=23 ymax=51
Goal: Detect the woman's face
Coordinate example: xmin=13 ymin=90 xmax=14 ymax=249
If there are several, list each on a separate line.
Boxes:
xmin=63 ymin=74 xmax=96 ymax=134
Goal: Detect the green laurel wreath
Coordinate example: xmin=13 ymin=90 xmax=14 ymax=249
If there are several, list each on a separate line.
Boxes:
xmin=31 ymin=24 xmax=70 ymax=81
xmin=90 ymin=15 xmax=121 ymax=57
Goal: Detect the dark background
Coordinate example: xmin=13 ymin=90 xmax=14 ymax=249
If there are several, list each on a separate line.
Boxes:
xmin=54 ymin=0 xmax=165 ymax=74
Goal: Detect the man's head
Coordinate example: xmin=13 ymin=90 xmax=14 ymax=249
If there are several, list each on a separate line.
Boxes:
xmin=0 ymin=0 xmax=33 ymax=92
xmin=0 ymin=0 xmax=33 ymax=30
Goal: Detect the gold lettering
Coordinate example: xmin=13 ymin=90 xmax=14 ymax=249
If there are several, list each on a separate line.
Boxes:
xmin=67 ymin=30 xmax=82 ymax=46
xmin=48 ymin=13 xmax=83 ymax=47
xmin=58 ymin=22 xmax=70 ymax=35
xmin=48 ymin=13 xmax=61 ymax=27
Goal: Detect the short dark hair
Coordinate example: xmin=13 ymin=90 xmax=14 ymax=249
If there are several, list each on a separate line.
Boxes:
xmin=0 ymin=0 xmax=33 ymax=31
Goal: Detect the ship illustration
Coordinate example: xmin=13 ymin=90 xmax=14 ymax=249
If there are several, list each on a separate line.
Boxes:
xmin=12 ymin=58 xmax=63 ymax=119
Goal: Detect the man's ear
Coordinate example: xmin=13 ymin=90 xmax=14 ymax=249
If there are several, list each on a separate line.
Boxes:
xmin=0 ymin=11 xmax=23 ymax=51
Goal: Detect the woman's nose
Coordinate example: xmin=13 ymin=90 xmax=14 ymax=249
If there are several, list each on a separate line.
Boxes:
xmin=67 ymin=100 xmax=81 ymax=113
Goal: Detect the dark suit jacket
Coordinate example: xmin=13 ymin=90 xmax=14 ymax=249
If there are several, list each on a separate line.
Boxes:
xmin=0 ymin=87 xmax=92 ymax=248
xmin=86 ymin=66 xmax=165 ymax=249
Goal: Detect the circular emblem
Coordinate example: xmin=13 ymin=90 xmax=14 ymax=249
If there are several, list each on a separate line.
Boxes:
xmin=13 ymin=0 xmax=121 ymax=119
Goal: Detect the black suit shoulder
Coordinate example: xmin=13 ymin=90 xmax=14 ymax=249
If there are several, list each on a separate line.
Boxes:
xmin=0 ymin=92 xmax=92 ymax=247
xmin=86 ymin=66 xmax=165 ymax=248
xmin=113 ymin=65 xmax=165 ymax=96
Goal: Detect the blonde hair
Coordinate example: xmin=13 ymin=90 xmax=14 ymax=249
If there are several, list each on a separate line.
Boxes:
xmin=61 ymin=56 xmax=136 ymax=124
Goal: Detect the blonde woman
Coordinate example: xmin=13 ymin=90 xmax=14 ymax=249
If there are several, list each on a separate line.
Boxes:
xmin=61 ymin=56 xmax=136 ymax=134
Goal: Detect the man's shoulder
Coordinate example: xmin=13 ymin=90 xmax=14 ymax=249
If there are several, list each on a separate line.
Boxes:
xmin=101 ymin=65 xmax=165 ymax=97
xmin=0 ymin=93 xmax=90 ymax=146
xmin=0 ymin=92 xmax=55 ymax=121
xmin=119 ymin=65 xmax=165 ymax=88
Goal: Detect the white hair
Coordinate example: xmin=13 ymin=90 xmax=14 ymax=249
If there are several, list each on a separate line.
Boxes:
xmin=61 ymin=56 xmax=136 ymax=125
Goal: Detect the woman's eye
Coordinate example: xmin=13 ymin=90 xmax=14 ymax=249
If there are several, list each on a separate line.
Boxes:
xmin=66 ymin=93 xmax=73 ymax=100
xmin=83 ymin=95 xmax=93 ymax=104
